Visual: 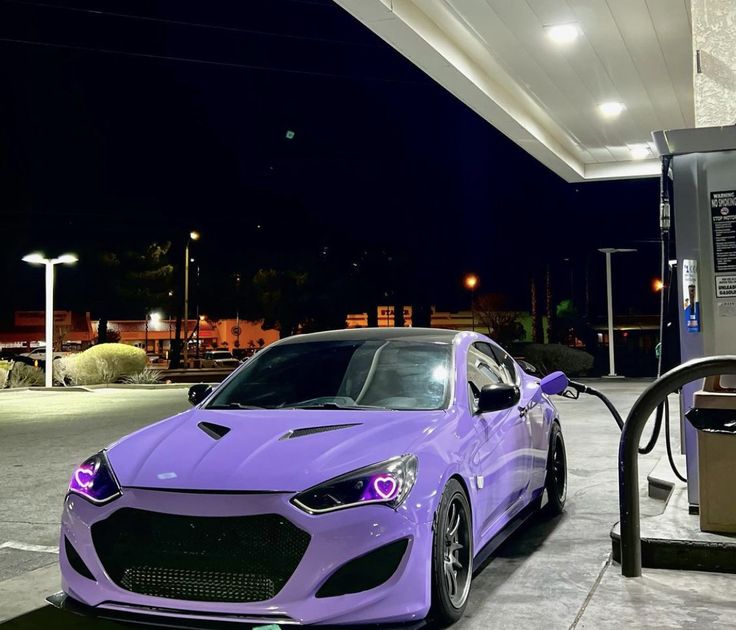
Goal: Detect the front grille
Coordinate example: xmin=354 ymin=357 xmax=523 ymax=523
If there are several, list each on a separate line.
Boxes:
xmin=92 ymin=508 xmax=310 ymax=603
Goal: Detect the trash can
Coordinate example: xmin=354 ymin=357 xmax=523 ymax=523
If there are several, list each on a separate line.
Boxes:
xmin=687 ymin=375 xmax=736 ymax=534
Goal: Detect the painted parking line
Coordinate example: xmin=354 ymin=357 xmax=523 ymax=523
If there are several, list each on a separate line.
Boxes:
xmin=0 ymin=541 xmax=58 ymax=554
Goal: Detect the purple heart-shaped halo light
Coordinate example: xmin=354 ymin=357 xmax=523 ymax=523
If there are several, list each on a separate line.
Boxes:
xmin=68 ymin=452 xmax=121 ymax=504
xmin=291 ymin=454 xmax=417 ymax=514
xmin=73 ymin=466 xmax=96 ymax=489
xmin=371 ymin=474 xmax=399 ymax=501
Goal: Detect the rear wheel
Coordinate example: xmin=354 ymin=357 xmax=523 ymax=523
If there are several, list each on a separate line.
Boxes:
xmin=544 ymin=422 xmax=567 ymax=515
xmin=431 ymin=479 xmax=472 ymax=626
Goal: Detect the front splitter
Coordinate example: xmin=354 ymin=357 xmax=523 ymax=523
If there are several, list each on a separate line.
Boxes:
xmin=46 ymin=592 xmax=430 ymax=630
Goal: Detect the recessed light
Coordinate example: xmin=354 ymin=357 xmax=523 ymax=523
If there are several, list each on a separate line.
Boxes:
xmin=598 ymin=101 xmax=625 ymax=118
xmin=546 ymin=23 xmax=579 ymax=44
xmin=629 ymin=144 xmax=651 ymax=160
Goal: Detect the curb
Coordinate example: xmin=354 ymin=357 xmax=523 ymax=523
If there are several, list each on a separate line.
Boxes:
xmin=0 ymin=383 xmax=206 ymax=393
xmin=0 ymin=386 xmax=92 ymax=394
xmin=84 ymin=383 xmax=197 ymax=390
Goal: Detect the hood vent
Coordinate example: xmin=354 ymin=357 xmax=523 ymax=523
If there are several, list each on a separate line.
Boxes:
xmin=198 ymin=421 xmax=231 ymax=440
xmin=280 ymin=423 xmax=361 ymax=440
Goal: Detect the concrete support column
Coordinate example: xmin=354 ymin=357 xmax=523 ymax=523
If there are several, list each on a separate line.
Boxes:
xmin=692 ymin=0 xmax=736 ymax=127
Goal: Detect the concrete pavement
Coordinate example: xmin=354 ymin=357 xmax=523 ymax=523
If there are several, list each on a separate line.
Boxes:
xmin=0 ymin=382 xmax=735 ymax=628
xmin=0 ymin=387 xmax=190 ymax=585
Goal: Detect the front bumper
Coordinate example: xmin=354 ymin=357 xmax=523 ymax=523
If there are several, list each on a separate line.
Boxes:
xmin=60 ymin=488 xmax=433 ymax=625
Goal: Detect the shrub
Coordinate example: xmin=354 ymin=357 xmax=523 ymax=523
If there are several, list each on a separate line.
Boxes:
xmin=53 ymin=358 xmax=75 ymax=387
xmin=0 ymin=367 xmax=8 ymax=389
xmin=511 ymin=343 xmax=594 ymax=377
xmin=7 ymin=362 xmax=44 ymax=388
xmin=60 ymin=343 xmax=147 ymax=385
xmin=123 ymin=368 xmax=163 ymax=384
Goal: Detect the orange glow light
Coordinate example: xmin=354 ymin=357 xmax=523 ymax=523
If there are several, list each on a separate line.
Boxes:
xmin=653 ymin=278 xmax=664 ymax=292
xmin=464 ymin=274 xmax=479 ymax=290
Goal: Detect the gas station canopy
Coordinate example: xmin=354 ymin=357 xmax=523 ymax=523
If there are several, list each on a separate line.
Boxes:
xmin=334 ymin=0 xmax=694 ymax=182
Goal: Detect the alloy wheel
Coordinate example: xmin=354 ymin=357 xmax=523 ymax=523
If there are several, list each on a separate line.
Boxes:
xmin=443 ymin=496 xmax=472 ymax=608
xmin=552 ymin=435 xmax=567 ymax=503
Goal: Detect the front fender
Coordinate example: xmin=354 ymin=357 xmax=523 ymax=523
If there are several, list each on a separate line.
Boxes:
xmin=397 ymin=408 xmax=479 ymax=532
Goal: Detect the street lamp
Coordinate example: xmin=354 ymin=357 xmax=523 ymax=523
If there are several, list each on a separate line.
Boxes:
xmin=22 ymin=252 xmax=78 ymax=387
xmin=183 ymin=231 xmax=200 ymax=367
xmin=598 ymin=248 xmax=636 ymax=378
xmin=464 ymin=274 xmax=479 ymax=332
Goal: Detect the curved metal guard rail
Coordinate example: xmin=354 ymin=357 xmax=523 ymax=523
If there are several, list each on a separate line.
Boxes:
xmin=618 ymin=355 xmax=736 ymax=577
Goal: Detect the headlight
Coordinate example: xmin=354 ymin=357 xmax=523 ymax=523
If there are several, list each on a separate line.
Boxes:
xmin=292 ymin=455 xmax=417 ymax=514
xmin=68 ymin=451 xmax=121 ymax=505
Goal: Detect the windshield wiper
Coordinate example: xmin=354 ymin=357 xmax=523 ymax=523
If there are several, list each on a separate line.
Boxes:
xmin=207 ymin=402 xmax=265 ymax=410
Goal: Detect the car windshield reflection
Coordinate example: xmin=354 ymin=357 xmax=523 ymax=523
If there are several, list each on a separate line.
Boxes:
xmin=206 ymin=339 xmax=452 ymax=411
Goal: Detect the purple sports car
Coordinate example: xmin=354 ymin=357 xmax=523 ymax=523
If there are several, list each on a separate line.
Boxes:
xmin=56 ymin=328 xmax=568 ymax=627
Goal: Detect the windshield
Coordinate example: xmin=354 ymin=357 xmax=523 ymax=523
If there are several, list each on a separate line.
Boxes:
xmin=207 ymin=339 xmax=452 ymax=411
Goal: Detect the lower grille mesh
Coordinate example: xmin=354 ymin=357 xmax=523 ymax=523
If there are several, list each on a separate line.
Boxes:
xmin=92 ymin=508 xmax=310 ymax=603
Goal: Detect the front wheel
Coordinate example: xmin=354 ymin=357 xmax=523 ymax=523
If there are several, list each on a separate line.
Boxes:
xmin=431 ymin=478 xmax=473 ymax=626
xmin=544 ymin=422 xmax=567 ymax=515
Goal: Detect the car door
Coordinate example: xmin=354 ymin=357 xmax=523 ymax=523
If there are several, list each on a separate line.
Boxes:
xmin=467 ymin=343 xmax=532 ymax=537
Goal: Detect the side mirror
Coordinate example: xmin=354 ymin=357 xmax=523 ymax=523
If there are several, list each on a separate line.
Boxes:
xmin=477 ymin=384 xmax=521 ymax=414
xmin=188 ymin=383 xmax=212 ymax=406
xmin=540 ymin=371 xmax=569 ymax=396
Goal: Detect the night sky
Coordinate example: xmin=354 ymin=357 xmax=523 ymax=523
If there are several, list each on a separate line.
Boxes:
xmin=0 ymin=0 xmax=663 ymax=324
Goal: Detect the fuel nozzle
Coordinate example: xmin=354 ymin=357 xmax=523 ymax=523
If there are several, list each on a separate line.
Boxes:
xmin=660 ymin=200 xmax=671 ymax=232
xmin=660 ymin=155 xmax=672 ymax=234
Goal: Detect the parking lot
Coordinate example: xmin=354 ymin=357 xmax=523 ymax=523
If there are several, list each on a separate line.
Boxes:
xmin=1 ymin=383 xmax=735 ymax=629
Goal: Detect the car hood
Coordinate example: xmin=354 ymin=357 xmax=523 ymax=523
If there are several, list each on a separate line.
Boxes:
xmin=106 ymin=407 xmax=444 ymax=492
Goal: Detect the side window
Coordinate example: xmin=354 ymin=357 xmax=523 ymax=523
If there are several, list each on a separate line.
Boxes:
xmin=474 ymin=342 xmax=517 ymax=386
xmin=466 ymin=345 xmax=504 ymax=412
xmin=491 ymin=344 xmax=518 ymax=385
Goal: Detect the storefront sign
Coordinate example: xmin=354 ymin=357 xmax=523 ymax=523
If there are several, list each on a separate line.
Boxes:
xmin=14 ymin=311 xmax=72 ymax=327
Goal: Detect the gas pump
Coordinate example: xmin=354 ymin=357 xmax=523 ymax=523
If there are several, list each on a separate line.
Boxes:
xmin=568 ymin=126 xmax=736 ymax=575
xmin=652 ymin=125 xmax=736 ymax=514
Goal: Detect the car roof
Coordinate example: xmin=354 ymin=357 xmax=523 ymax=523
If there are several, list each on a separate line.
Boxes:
xmin=276 ymin=327 xmax=460 ymax=345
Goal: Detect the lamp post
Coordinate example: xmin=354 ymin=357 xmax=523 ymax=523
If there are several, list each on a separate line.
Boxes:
xmin=464 ymin=274 xmax=479 ymax=331
xmin=183 ymin=231 xmax=200 ymax=367
xmin=598 ymin=248 xmax=636 ymax=378
xmin=22 ymin=252 xmax=78 ymax=388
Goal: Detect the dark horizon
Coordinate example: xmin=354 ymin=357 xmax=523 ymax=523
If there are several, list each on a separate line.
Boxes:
xmin=1 ymin=0 xmax=663 ymax=326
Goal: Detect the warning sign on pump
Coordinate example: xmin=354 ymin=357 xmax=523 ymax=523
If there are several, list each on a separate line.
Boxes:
xmin=711 ymin=190 xmax=736 ymax=273
xmin=716 ymin=275 xmax=736 ymax=298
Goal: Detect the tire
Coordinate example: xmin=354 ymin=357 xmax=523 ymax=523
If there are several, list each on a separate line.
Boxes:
xmin=544 ymin=422 xmax=567 ymax=515
xmin=431 ymin=478 xmax=473 ymax=626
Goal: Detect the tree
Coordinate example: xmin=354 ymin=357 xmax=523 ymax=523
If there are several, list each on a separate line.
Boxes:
xmin=93 ymin=242 xmax=175 ymax=343
xmin=252 ymin=269 xmax=309 ymax=337
xmin=554 ymin=299 xmax=597 ymax=351
xmin=474 ymin=294 xmax=525 ymax=347
xmin=93 ymin=328 xmax=121 ymax=344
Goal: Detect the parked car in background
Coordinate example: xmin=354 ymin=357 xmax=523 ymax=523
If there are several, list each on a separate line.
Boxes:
xmin=232 ymin=347 xmax=260 ymax=361
xmin=201 ymin=349 xmax=240 ymax=368
xmin=17 ymin=349 xmax=69 ymax=368
xmin=21 ymin=349 xmax=70 ymax=362
xmin=145 ymin=353 xmax=168 ymax=366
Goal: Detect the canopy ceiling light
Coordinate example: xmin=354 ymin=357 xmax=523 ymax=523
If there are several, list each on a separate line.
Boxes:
xmin=545 ymin=23 xmax=579 ymax=45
